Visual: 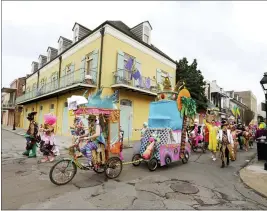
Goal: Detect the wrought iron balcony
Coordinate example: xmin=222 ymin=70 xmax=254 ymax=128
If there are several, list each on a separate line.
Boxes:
xmin=16 ymin=68 xmax=97 ymax=104
xmin=2 ymin=102 xmax=16 ymax=110
xmin=112 ymin=69 xmax=160 ymax=95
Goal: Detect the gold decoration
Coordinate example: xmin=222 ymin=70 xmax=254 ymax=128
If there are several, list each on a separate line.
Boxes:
xmin=110 ymin=110 xmax=120 ymax=123
xmin=163 ymin=77 xmax=172 ymax=91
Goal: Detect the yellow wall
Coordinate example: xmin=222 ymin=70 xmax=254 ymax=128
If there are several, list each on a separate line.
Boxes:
xmin=101 ymin=34 xmax=176 ymax=88
xmin=61 ymin=38 xmax=101 ymax=82
xmin=25 ymin=76 xmax=38 ymax=91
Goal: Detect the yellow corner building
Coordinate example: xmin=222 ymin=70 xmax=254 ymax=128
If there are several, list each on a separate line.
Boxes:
xmin=16 ymin=21 xmax=176 ymax=142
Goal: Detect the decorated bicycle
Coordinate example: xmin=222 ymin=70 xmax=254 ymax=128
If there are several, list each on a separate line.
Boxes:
xmin=132 ymin=77 xmax=197 ymax=171
xmin=49 ymin=88 xmax=123 ymax=185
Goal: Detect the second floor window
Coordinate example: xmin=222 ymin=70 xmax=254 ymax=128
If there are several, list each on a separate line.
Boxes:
xmin=86 ymin=55 xmax=93 ymax=75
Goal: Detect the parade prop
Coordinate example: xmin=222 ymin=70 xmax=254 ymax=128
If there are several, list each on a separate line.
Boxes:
xmin=132 ymin=77 xmax=196 ymax=171
xmin=49 ymin=88 xmax=123 ymax=185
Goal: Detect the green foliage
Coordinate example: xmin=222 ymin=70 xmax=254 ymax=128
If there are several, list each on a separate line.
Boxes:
xmin=176 ymin=58 xmax=208 ymax=112
xmin=180 ymin=97 xmax=197 ymax=118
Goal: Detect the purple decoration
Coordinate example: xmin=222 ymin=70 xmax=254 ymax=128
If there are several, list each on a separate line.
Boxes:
xmin=125 ymin=57 xmax=133 ymax=71
xmin=132 ymin=70 xmax=141 ymax=80
xmin=145 ymin=78 xmax=151 ymax=89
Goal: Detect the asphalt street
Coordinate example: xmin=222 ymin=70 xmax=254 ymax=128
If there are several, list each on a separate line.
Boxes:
xmin=2 ymin=129 xmax=267 ymax=209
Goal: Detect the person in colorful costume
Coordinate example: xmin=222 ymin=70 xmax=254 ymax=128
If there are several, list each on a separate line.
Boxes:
xmin=141 ymin=122 xmax=148 ymax=137
xmin=192 ymin=120 xmax=203 ymax=147
xmin=248 ymin=123 xmax=255 ymax=149
xmin=242 ymin=126 xmax=251 ymax=152
xmin=39 ymin=114 xmax=58 ymax=162
xmin=78 ymin=115 xmax=105 ymax=167
xmin=204 ymin=118 xmax=218 ymax=161
xmin=70 ymin=117 xmax=85 ymax=157
xmin=23 ymin=112 xmax=39 ymax=158
xmin=230 ymin=124 xmax=239 ymax=160
xmin=218 ymin=121 xmax=233 ymax=168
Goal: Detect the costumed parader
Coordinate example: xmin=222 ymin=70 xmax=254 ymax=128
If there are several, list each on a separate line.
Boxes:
xmin=78 ymin=114 xmax=105 ymax=167
xmin=23 ymin=112 xmax=39 ymax=158
xmin=218 ymin=120 xmax=234 ymax=168
xmin=39 ymin=114 xmax=58 ymax=162
xmin=242 ymin=126 xmax=251 ymax=152
xmin=230 ymin=124 xmax=238 ymax=160
xmin=141 ymin=122 xmax=148 ymax=137
xmin=70 ymin=116 xmax=85 ymax=157
xmin=192 ymin=119 xmax=203 ymax=146
xmin=203 ymin=113 xmax=218 ymax=161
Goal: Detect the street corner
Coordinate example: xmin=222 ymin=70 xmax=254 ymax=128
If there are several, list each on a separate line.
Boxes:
xmin=239 ymin=161 xmax=267 ymax=198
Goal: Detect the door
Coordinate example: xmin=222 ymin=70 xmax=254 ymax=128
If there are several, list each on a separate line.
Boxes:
xmin=24 ymin=110 xmax=28 ymax=129
xmin=38 ymin=105 xmax=43 ymax=125
xmin=62 ymin=103 xmax=69 ymax=135
xmin=120 ymin=99 xmax=133 ymax=141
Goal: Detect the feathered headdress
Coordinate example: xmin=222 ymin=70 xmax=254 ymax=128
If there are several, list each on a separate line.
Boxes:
xmin=44 ymin=114 xmax=57 ymax=126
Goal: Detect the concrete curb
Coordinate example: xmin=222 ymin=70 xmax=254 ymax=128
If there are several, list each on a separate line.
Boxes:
xmin=238 ymin=152 xmax=267 ymax=199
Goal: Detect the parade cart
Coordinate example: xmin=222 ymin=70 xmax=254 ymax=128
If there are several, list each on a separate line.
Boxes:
xmin=132 ymin=78 xmax=197 ymax=171
xmin=49 ymin=89 xmax=123 ymax=185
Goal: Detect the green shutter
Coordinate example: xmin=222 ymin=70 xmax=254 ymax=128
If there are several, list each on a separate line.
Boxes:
xmin=80 ymin=56 xmax=86 ymax=82
xmin=60 ymin=67 xmax=66 ymax=88
xmin=71 ymin=62 xmax=75 ymax=83
xmin=156 ymin=69 xmax=162 ymax=84
xmin=116 ymin=50 xmax=125 ymax=83
xmin=91 ymin=49 xmax=99 ymax=84
xmin=134 ymin=59 xmax=141 ymax=87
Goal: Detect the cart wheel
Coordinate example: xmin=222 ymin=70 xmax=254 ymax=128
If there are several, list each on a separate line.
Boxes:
xmin=182 ymin=151 xmax=190 ymax=164
xmin=165 ymin=155 xmax=172 ymax=166
xmin=192 ymin=146 xmax=197 ymax=152
xmin=147 ymin=158 xmax=158 ymax=171
xmin=105 ymin=157 xmax=122 ymax=179
xmin=132 ymin=154 xmax=142 ymax=166
xmin=202 ymin=144 xmax=207 ymax=153
xmin=93 ymin=165 xmax=105 ymax=174
xmin=49 ymin=159 xmax=77 ymax=185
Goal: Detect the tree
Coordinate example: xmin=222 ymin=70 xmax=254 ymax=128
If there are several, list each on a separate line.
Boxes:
xmin=176 ymin=58 xmax=208 ymax=112
xmin=244 ymin=110 xmax=255 ymax=125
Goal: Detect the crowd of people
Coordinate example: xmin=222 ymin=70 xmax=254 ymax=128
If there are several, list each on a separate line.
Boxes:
xmin=191 ymin=115 xmax=265 ymax=168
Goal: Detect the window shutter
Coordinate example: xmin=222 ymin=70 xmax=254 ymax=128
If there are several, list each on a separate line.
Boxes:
xmin=60 ymin=67 xmax=66 ymax=88
xmin=71 ymin=62 xmax=75 ymax=83
xmin=156 ymin=69 xmax=162 ymax=84
xmin=116 ymin=50 xmax=125 ymax=83
xmin=91 ymin=49 xmax=99 ymax=84
xmin=80 ymin=56 xmax=86 ymax=82
xmin=134 ymin=59 xmax=141 ymax=87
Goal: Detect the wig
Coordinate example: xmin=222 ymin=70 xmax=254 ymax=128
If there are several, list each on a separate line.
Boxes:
xmin=44 ymin=114 xmax=57 ymax=126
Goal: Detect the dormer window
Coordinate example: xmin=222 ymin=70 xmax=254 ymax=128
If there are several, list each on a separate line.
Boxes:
xmin=74 ymin=27 xmax=79 ymax=42
xmin=144 ymin=26 xmax=150 ymax=43
xmin=38 ymin=57 xmax=42 ymax=68
xmin=47 ymin=49 xmax=51 ymax=62
xmin=59 ymin=39 xmax=63 ymax=54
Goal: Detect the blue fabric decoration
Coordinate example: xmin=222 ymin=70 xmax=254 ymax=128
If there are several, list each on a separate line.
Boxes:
xmin=86 ymin=88 xmax=118 ymax=109
xmin=148 ymin=100 xmax=183 ymax=130
xmin=96 ymin=133 xmax=106 ymax=146
xmin=132 ymin=70 xmax=141 ymax=80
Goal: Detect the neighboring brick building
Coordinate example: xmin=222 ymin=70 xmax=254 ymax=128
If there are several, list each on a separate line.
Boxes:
xmin=235 ymin=91 xmax=257 ymax=121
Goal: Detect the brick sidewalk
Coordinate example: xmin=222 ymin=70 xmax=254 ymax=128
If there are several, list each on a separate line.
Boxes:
xmin=240 ymin=159 xmax=267 ymax=198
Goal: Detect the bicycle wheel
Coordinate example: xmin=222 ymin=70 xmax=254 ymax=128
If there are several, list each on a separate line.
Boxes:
xmin=93 ymin=165 xmax=105 ymax=174
xmin=132 ymin=154 xmax=142 ymax=166
xmin=105 ymin=157 xmax=122 ymax=179
xmin=49 ymin=158 xmax=77 ymax=185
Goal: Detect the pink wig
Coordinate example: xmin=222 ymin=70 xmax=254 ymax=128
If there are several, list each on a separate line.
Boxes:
xmin=44 ymin=114 xmax=57 ymax=125
xmin=215 ymin=122 xmax=221 ymax=127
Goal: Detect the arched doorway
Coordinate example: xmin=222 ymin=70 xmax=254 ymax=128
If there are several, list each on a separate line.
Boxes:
xmin=120 ymin=99 xmax=133 ymax=141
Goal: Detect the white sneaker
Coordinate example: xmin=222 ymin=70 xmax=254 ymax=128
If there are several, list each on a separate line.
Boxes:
xmin=212 ymin=155 xmax=214 ymax=159
xmin=213 ymin=158 xmax=216 ymax=161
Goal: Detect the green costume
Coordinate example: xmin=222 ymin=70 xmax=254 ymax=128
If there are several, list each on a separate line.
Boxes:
xmin=23 ymin=112 xmax=39 ymax=158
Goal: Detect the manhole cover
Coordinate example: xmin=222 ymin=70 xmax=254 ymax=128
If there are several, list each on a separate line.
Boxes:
xmin=170 ymin=183 xmax=199 ymax=194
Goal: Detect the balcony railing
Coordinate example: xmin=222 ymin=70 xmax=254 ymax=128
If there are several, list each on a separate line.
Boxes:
xmin=2 ymin=102 xmax=16 ymax=109
xmin=16 ymin=68 xmax=97 ymax=103
xmin=112 ymin=69 xmax=159 ymax=93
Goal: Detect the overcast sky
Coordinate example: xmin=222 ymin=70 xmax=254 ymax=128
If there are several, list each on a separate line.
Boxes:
xmin=2 ymin=1 xmax=267 ymax=103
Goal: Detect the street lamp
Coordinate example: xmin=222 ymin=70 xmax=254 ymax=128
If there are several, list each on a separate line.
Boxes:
xmin=260 ymin=73 xmax=267 ymax=121
xmin=260 ymin=72 xmax=267 ymax=170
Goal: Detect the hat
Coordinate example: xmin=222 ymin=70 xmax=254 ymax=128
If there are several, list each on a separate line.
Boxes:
xmin=88 ymin=115 xmax=97 ymax=121
xmin=221 ymin=120 xmax=229 ymax=127
xmin=27 ymin=112 xmax=37 ymax=121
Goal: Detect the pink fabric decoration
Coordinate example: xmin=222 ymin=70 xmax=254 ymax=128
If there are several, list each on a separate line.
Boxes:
xmin=149 ymin=137 xmax=155 ymax=143
xmin=44 ymin=114 xmax=57 ymax=125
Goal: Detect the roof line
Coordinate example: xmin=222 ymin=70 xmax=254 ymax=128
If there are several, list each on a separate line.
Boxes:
xmin=131 ymin=21 xmax=153 ymax=30
xmin=72 ymin=22 xmax=91 ymax=31
xmin=57 ymin=36 xmax=72 ymax=43
xmin=27 ymin=20 xmax=174 ymax=79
